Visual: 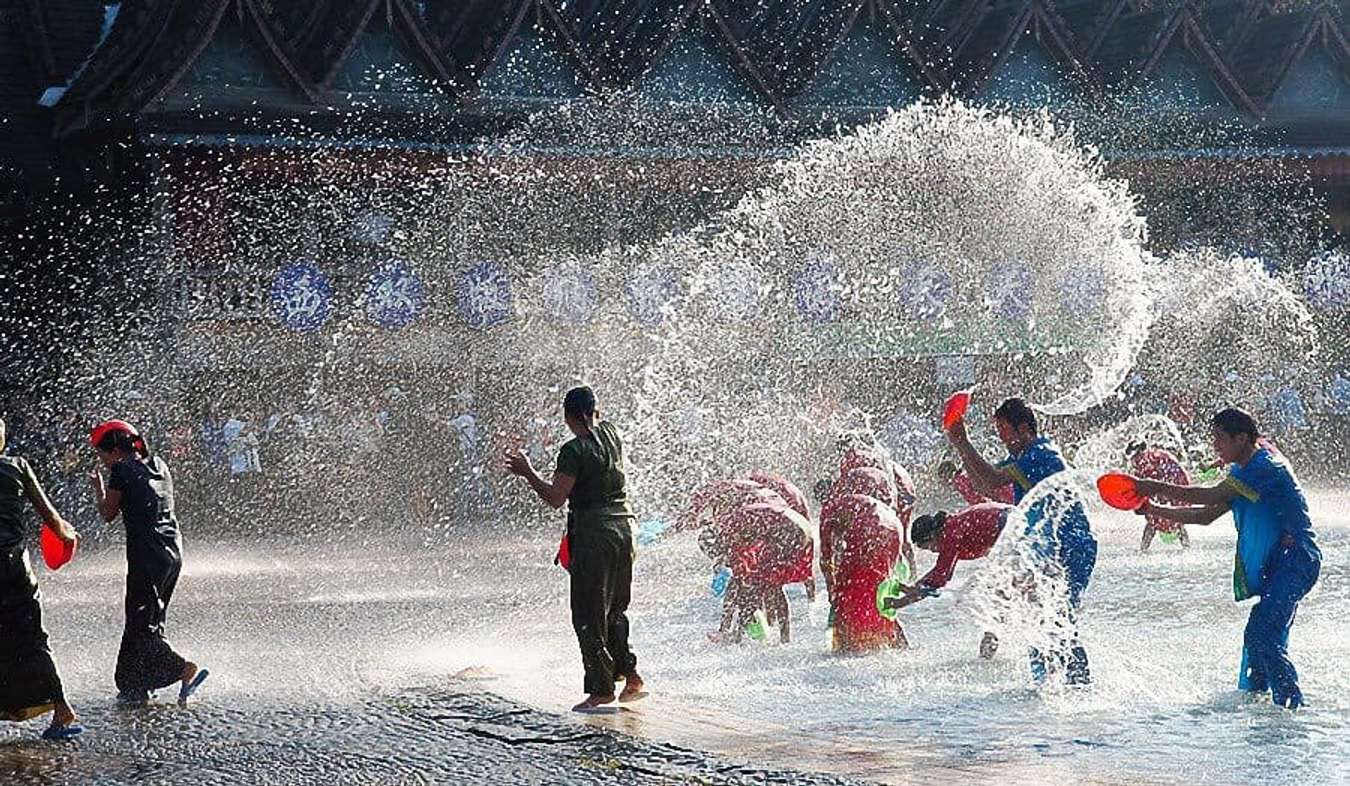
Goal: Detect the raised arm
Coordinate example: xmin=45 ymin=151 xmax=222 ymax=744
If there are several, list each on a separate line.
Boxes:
xmin=946 ymin=420 xmax=1015 ymax=498
xmin=21 ymin=460 xmax=77 ymax=542
xmin=88 ymin=467 xmax=121 ymax=523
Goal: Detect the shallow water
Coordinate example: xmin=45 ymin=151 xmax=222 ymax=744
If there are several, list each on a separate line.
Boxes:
xmin=10 ymin=491 xmax=1348 ymax=785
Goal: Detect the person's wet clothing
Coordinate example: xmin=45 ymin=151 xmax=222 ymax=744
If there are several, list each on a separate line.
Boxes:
xmin=109 ymin=456 xmax=188 ymax=699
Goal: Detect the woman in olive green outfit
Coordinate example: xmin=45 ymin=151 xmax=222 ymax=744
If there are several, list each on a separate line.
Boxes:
xmin=505 ymin=386 xmax=648 ymax=712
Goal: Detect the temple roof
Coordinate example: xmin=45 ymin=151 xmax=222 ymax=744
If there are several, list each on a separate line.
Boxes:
xmin=1 ymin=0 xmax=1346 ymax=151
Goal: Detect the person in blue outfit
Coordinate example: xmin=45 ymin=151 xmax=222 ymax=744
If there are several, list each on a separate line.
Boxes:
xmin=945 ymin=397 xmax=1096 ymax=685
xmin=1131 ymin=407 xmax=1320 ymax=709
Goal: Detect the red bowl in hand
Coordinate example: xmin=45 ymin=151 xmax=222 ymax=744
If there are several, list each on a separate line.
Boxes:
xmin=1097 ymin=473 xmax=1145 ymax=511
xmin=40 ymin=524 xmax=76 ymax=570
xmin=942 ymin=388 xmax=973 ymax=430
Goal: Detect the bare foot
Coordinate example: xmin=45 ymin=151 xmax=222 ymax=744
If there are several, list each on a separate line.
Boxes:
xmin=571 ymin=693 xmax=616 ymax=712
xmin=181 ymin=661 xmax=199 ymax=689
xmin=619 ymin=673 xmax=648 ymax=703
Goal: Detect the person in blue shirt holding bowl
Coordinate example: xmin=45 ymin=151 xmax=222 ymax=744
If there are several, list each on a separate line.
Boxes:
xmin=946 ymin=397 xmax=1097 ymax=685
xmin=1130 ymin=407 xmax=1320 ymax=709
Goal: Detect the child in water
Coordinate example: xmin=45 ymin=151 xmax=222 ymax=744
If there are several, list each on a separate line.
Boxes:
xmin=1126 ymin=441 xmax=1190 ymax=552
xmin=819 ymin=468 xmax=908 ymax=653
xmin=88 ymin=420 xmax=208 ymax=706
xmin=0 ymin=418 xmax=83 ymax=739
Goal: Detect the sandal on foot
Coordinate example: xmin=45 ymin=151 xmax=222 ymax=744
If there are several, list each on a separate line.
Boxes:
xmin=42 ymin=723 xmax=84 ymax=741
xmin=179 ymin=667 xmax=210 ymax=705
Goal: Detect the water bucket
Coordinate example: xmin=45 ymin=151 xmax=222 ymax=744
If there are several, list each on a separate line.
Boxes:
xmin=1097 ymin=473 xmax=1145 ymax=511
xmin=942 ymin=388 xmax=974 ymax=430
xmin=40 ymin=524 xmax=76 ymax=570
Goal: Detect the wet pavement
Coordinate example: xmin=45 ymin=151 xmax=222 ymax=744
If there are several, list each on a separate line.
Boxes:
xmin=5 ymin=504 xmax=1345 ymax=786
xmin=0 ymin=686 xmax=867 ymax=785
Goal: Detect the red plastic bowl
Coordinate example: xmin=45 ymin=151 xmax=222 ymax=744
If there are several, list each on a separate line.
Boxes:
xmin=555 ymin=533 xmax=571 ymax=571
xmin=942 ymin=388 xmax=973 ymax=430
xmin=1097 ymin=473 xmax=1145 ymax=511
xmin=40 ymin=524 xmax=76 ymax=570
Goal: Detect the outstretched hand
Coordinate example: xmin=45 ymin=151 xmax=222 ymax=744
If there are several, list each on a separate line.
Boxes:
xmin=503 ymin=448 xmax=532 ymax=477
xmin=945 ymin=418 xmax=968 ymax=444
xmin=47 ymin=516 xmax=79 ymax=546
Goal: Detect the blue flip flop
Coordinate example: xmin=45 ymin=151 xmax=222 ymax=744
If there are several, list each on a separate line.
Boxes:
xmin=178 ymin=667 xmax=210 ymax=705
xmin=42 ymin=723 xmax=84 ymax=741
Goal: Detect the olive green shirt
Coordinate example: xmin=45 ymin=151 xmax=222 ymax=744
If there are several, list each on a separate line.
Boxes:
xmin=556 ymin=421 xmax=633 ymax=528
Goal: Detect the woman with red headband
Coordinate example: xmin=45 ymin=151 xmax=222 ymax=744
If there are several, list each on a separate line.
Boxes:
xmin=88 ymin=420 xmax=208 ymax=706
xmin=0 ymin=418 xmax=83 ymax=739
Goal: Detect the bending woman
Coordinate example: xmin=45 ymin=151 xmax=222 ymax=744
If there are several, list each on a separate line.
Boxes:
xmin=1129 ymin=407 xmax=1320 ymax=709
xmin=0 ymin=418 xmax=83 ymax=739
xmin=505 ymin=387 xmax=647 ymax=712
xmin=88 ymin=420 xmax=208 ymax=706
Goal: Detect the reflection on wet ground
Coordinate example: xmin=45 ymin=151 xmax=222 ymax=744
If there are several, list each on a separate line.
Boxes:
xmin=6 ymin=495 xmax=1347 ymax=785
xmin=0 ymin=688 xmax=866 ymax=785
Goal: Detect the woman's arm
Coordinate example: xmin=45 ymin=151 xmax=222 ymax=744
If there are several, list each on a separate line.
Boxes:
xmin=21 ymin=464 xmax=78 ymax=543
xmin=1134 ymin=477 xmax=1238 ymax=506
xmin=1137 ymin=500 xmax=1229 ymax=525
xmin=89 ymin=468 xmax=121 ymax=523
xmin=505 ymin=449 xmax=575 ymax=510
xmin=946 ymin=420 xmax=1015 ymax=497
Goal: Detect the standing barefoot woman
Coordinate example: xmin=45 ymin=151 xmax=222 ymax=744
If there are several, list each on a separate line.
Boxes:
xmin=505 ymin=386 xmax=647 ymax=712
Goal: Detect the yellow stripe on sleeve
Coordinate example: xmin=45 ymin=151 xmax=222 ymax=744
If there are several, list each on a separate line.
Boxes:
xmin=1222 ymin=475 xmax=1259 ymax=503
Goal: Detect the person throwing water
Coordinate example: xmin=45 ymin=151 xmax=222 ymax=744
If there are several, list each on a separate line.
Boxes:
xmin=504 ymin=386 xmax=647 ymax=712
xmin=0 ymin=418 xmax=83 ymax=739
xmin=1128 ymin=408 xmax=1320 ymax=709
xmin=945 ymin=398 xmax=1097 ymax=685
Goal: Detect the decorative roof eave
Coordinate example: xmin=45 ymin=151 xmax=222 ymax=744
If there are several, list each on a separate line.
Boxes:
xmin=957 ymin=1 xmax=1104 ymax=100
xmin=240 ymin=0 xmax=323 ymax=102
xmin=1255 ymin=8 xmax=1350 ymax=112
xmin=942 ymin=0 xmax=1000 ymax=57
xmin=384 ymin=1 xmax=535 ymax=99
xmin=704 ymin=3 xmax=789 ymax=114
xmin=594 ymin=0 xmax=704 ymax=90
xmin=875 ymin=0 xmax=954 ymax=92
xmin=1084 ymin=0 xmax=1134 ymax=60
xmin=950 ymin=0 xmax=1036 ymax=92
xmin=534 ymin=0 xmax=606 ymax=91
xmin=316 ymin=0 xmax=383 ymax=91
xmin=53 ymin=0 xmax=236 ymax=138
xmin=51 ymin=0 xmax=179 ymax=117
xmin=120 ymin=0 xmax=236 ymax=115
xmin=1137 ymin=3 xmax=1260 ymax=116
xmin=1219 ymin=0 xmax=1272 ymax=57
xmin=385 ymin=0 xmax=471 ymax=100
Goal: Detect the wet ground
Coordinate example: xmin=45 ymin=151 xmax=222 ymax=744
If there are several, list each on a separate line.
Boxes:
xmin=1 ymin=687 xmax=865 ymax=785
xmin=4 ymin=489 xmax=1347 ymax=785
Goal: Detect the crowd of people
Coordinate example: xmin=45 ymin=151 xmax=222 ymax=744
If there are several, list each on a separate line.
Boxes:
xmin=0 ymin=381 xmax=1326 ymax=736
xmin=504 ymin=387 xmax=1322 ymax=715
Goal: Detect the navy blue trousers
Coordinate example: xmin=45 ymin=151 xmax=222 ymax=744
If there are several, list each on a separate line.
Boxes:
xmin=1241 ymin=538 xmax=1320 ymax=709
